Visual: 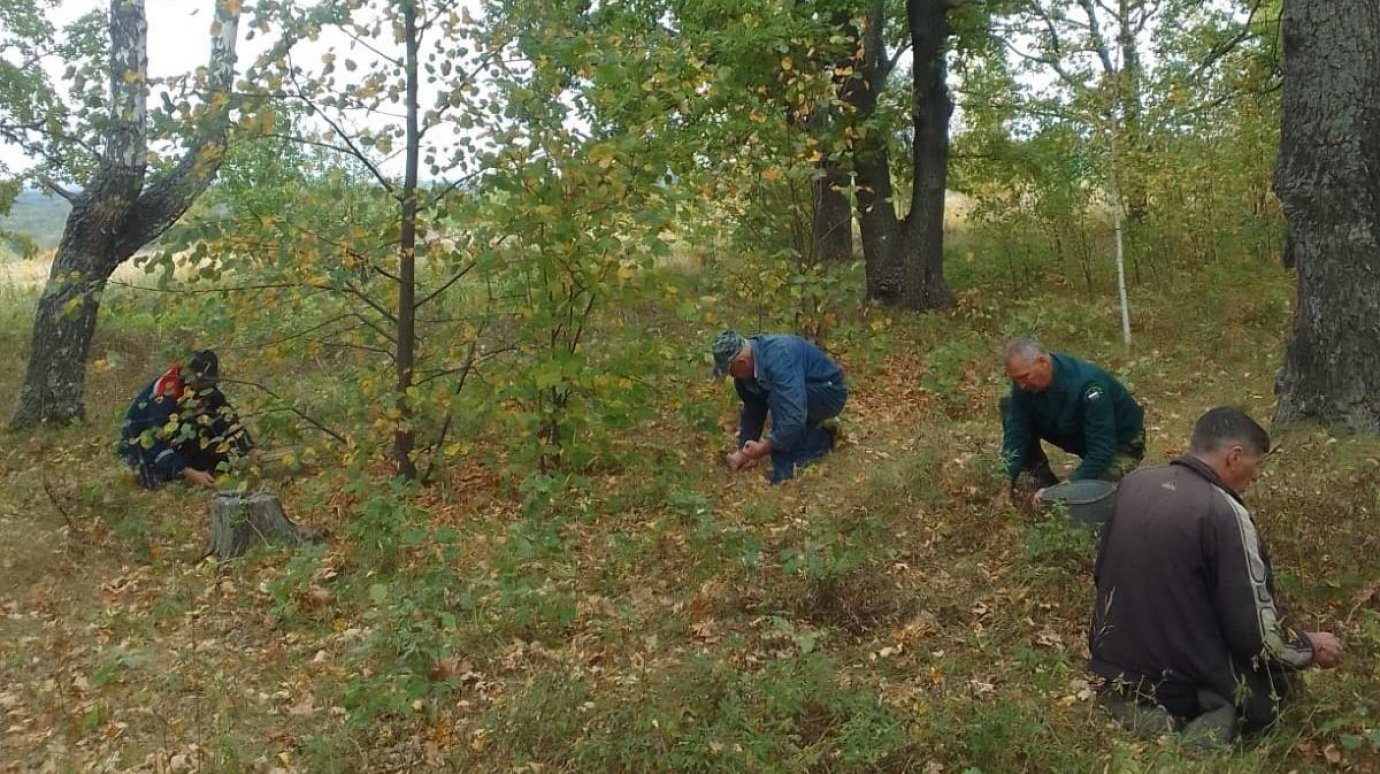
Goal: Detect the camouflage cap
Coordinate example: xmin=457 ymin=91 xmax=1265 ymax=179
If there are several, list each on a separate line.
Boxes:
xmin=711 ymin=330 xmax=747 ymax=378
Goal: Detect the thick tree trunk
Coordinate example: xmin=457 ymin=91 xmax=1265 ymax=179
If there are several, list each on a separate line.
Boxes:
xmin=1272 ymin=0 xmax=1380 ymax=431
xmin=849 ymin=0 xmax=953 ymax=309
xmin=900 ymin=0 xmax=953 ymax=311
xmin=811 ymin=157 xmax=853 ymax=262
xmin=849 ymin=0 xmax=904 ymax=302
xmin=9 ymin=0 xmax=242 ymax=430
xmin=808 ymin=11 xmax=858 ymax=264
xmin=11 ymin=243 xmax=128 ymax=425
xmin=855 ymin=143 xmax=904 ymax=301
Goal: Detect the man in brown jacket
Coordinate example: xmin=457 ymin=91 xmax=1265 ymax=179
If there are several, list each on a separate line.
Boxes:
xmin=1089 ymin=407 xmax=1343 ymax=745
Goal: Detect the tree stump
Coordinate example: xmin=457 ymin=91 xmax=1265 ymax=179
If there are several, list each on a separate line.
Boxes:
xmin=209 ymin=492 xmax=308 ymax=560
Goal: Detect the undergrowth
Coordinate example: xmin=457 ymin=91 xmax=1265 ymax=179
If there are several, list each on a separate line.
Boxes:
xmin=1 ymin=251 xmax=1377 ymax=773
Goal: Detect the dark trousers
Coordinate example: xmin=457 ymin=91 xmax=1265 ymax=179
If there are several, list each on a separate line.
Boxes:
xmin=1015 ymin=436 xmax=1062 ymax=489
xmin=121 ymin=423 xmax=252 ymax=490
xmin=769 ymin=382 xmax=847 ymax=484
xmin=1107 ymin=661 xmax=1298 ymax=740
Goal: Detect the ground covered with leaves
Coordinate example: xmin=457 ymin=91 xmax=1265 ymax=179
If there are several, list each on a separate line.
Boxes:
xmin=2 ymin=258 xmax=1379 ymax=773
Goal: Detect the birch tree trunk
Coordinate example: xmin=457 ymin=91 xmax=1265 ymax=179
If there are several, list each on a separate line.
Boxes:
xmin=11 ymin=0 xmax=243 ymax=428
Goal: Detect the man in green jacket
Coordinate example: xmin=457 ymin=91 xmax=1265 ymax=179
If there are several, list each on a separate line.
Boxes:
xmin=999 ymin=338 xmax=1145 ymax=502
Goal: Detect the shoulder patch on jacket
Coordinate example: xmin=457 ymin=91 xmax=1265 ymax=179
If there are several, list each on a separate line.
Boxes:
xmin=1084 ymin=384 xmax=1105 ymax=402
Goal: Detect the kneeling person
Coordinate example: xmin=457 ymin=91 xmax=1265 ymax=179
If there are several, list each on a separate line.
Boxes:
xmin=119 ymin=349 xmax=254 ymax=489
xmin=1000 ymin=338 xmax=1144 ymax=499
xmin=1089 ymin=407 xmax=1342 ymax=744
xmin=712 ymin=330 xmax=847 ymax=484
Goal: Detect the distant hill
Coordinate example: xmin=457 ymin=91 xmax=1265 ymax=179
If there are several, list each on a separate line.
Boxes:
xmin=1 ymin=189 xmax=71 ymax=260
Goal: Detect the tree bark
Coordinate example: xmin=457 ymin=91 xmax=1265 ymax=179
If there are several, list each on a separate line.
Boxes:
xmin=855 ymin=138 xmax=904 ymax=300
xmin=900 ymin=0 xmax=953 ymax=310
xmin=807 ymin=10 xmax=857 ymax=264
xmin=847 ymin=0 xmax=952 ymax=310
xmin=209 ymin=492 xmax=308 ymax=560
xmin=850 ymin=0 xmax=905 ymax=301
xmin=1272 ymin=0 xmax=1380 ymax=432
xmin=10 ymin=0 xmax=242 ymax=429
xmin=393 ymin=1 xmax=421 ymax=479
xmin=811 ymin=155 xmax=853 ymax=262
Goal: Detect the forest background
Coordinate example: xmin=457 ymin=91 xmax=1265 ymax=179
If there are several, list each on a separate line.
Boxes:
xmin=3 ymin=0 xmax=1379 ymax=771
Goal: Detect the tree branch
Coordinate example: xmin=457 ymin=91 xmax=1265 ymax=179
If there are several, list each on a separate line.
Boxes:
xmin=414 ymin=262 xmax=476 ymax=310
xmin=284 ymin=64 xmax=395 ymax=194
xmin=39 ymin=176 xmax=77 ymax=202
xmin=342 ymin=279 xmax=399 ymax=325
xmin=322 ymin=339 xmax=395 ymax=359
xmin=108 ymin=279 xmax=330 ymax=295
xmin=219 ymin=378 xmax=348 ymax=446
xmin=112 ymin=0 xmax=246 ymax=256
xmin=1189 ymin=0 xmax=1268 ymax=81
xmin=1075 ymin=0 xmax=1117 ymax=75
xmin=225 ymin=313 xmax=355 ymax=351
xmin=349 ymin=310 xmax=398 ymax=346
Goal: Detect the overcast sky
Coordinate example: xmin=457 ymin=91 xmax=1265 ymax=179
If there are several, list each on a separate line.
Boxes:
xmin=0 ymin=1 xmax=246 ymax=174
xmin=1 ymin=0 xmax=494 ymax=182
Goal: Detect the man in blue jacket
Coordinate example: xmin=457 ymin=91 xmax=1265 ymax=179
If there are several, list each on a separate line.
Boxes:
xmin=999 ymin=338 xmax=1144 ymax=502
xmin=711 ymin=330 xmax=848 ymax=484
xmin=118 ymin=349 xmax=254 ymax=489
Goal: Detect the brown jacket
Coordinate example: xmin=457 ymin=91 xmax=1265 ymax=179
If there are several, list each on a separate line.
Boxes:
xmin=1089 ymin=455 xmax=1313 ymax=714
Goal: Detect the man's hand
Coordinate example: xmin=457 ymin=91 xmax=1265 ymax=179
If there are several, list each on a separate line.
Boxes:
xmin=742 ymin=439 xmax=772 ymax=461
xmin=726 ymin=449 xmax=749 ymax=472
xmin=1031 ymin=487 xmax=1047 ymax=508
xmin=1307 ymin=631 xmax=1344 ymax=668
xmin=182 ymin=468 xmax=216 ymax=488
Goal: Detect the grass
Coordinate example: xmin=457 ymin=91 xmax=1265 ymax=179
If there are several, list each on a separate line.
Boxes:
xmin=1 ymin=244 xmax=1378 ymax=773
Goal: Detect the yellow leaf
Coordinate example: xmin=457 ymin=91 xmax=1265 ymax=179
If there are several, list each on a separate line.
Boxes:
xmin=781 ymin=57 xmax=793 ymax=71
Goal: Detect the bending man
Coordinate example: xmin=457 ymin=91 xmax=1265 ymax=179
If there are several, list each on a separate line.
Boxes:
xmin=712 ymin=330 xmax=847 ymax=484
xmin=999 ymin=338 xmax=1144 ymax=499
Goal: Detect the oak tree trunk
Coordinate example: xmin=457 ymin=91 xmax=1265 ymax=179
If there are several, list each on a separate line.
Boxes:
xmin=899 ymin=0 xmax=953 ymax=310
xmin=850 ymin=0 xmax=905 ymax=301
xmin=811 ymin=160 xmax=853 ymax=262
xmin=848 ymin=0 xmax=952 ymax=310
xmin=1272 ymin=0 xmax=1380 ymax=432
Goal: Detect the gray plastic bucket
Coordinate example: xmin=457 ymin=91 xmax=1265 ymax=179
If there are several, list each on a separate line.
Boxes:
xmin=1040 ymin=480 xmax=1117 ymax=527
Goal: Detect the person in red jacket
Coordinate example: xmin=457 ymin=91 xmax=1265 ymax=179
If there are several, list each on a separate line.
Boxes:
xmin=1089 ymin=407 xmax=1342 ymax=745
xmin=118 ymin=350 xmax=253 ymax=489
